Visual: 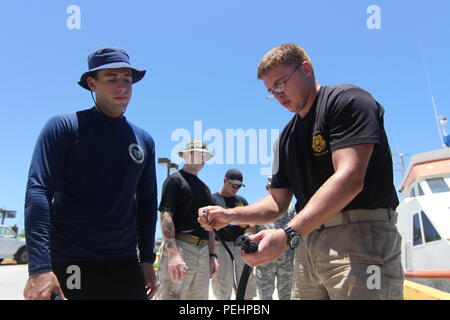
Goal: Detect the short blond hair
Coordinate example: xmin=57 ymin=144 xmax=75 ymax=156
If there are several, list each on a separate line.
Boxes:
xmin=257 ymin=44 xmax=312 ymax=79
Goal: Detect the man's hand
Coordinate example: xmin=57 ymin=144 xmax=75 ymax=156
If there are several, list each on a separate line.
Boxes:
xmin=168 ymin=254 xmax=188 ymax=282
xmin=240 ymin=229 xmax=289 ymax=267
xmin=141 ymin=262 xmax=159 ymax=300
xmin=23 ymin=271 xmax=66 ymax=300
xmin=209 ymin=256 xmax=219 ymax=278
xmin=198 ymin=206 xmax=233 ymax=231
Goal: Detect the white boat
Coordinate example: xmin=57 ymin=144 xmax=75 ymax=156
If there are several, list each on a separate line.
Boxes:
xmin=396 ymin=148 xmax=450 ymax=293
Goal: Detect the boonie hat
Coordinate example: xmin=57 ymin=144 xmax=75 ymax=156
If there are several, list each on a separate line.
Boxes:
xmin=178 ymin=140 xmax=214 ymax=161
xmin=78 ymin=47 xmax=146 ymax=90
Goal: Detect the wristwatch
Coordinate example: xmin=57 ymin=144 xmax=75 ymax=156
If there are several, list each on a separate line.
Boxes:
xmin=281 ymin=225 xmax=301 ymax=248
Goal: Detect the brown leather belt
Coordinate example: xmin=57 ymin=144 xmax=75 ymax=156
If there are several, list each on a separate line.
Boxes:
xmin=318 ymin=208 xmax=398 ymax=230
xmin=176 ymin=233 xmax=208 ymax=246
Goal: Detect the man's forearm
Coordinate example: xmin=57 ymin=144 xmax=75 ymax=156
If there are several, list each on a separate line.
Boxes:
xmin=136 ymin=158 xmax=158 ymax=263
xmin=288 ymin=171 xmax=363 ymax=237
xmin=160 ymin=211 xmax=180 ymax=257
xmin=289 ymin=144 xmax=373 ymax=236
xmin=227 ymin=193 xmax=290 ymax=225
xmin=25 ymin=187 xmax=53 ymax=276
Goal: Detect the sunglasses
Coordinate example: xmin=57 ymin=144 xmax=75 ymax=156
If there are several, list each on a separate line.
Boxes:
xmin=227 ymin=180 xmax=242 ymax=189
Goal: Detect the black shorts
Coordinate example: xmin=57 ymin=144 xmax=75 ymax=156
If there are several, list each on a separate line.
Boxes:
xmin=52 ymin=260 xmax=147 ymax=300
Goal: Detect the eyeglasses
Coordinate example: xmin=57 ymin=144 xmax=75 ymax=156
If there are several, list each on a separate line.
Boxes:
xmin=265 ymin=63 xmax=302 ymax=100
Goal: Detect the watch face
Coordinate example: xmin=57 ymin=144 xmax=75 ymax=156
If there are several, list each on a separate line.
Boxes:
xmin=290 ymin=235 xmax=300 ymax=247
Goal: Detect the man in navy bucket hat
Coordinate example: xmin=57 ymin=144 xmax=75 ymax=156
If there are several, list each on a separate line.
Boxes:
xmin=78 ymin=47 xmax=146 ymax=91
xmin=24 ymin=47 xmax=159 ymax=300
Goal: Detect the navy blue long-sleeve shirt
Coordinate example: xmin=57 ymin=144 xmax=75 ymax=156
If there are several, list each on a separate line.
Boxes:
xmin=25 ymin=107 xmax=158 ymax=275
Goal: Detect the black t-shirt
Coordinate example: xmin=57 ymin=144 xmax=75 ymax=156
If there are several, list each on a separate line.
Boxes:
xmin=158 ymin=169 xmax=212 ymax=239
xmin=271 ymin=84 xmax=399 ymax=212
xmin=211 ymin=192 xmax=248 ymax=242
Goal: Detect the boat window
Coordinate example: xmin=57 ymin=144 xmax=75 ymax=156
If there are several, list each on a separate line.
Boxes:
xmin=418 ymin=183 xmax=425 ymax=196
xmin=409 ymin=187 xmax=416 ymax=198
xmin=413 ymin=213 xmax=423 ymax=246
xmin=421 ymin=211 xmax=441 ymax=243
xmin=426 ymin=177 xmax=449 ymax=194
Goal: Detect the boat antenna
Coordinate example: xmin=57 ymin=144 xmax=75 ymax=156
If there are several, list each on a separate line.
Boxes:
xmin=419 ymin=41 xmax=446 ymax=148
xmin=438 ymin=115 xmax=450 ymax=147
xmin=391 ymin=130 xmax=406 ymax=176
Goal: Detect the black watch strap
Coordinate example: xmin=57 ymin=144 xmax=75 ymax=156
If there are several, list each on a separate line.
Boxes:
xmin=281 ymin=225 xmax=301 ymax=248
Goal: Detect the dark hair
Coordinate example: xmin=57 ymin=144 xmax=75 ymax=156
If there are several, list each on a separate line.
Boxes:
xmin=86 ymin=71 xmax=98 ymax=80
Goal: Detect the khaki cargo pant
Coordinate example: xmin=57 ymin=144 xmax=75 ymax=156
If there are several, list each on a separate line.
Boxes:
xmin=155 ymin=239 xmax=210 ymax=300
xmin=255 ymin=249 xmax=294 ymax=300
xmin=292 ymin=216 xmax=404 ymax=300
xmin=211 ymin=241 xmax=257 ymax=299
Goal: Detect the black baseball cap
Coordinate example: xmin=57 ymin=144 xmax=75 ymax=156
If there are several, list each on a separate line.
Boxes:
xmin=225 ymin=169 xmax=245 ymax=187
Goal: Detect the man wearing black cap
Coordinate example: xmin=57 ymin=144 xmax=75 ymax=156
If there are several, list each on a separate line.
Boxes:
xmin=23 ymin=47 xmax=158 ymax=300
xmin=211 ymin=169 xmax=257 ymax=300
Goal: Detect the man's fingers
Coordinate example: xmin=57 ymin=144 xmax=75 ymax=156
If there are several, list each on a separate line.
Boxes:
xmin=198 ymin=206 xmax=223 ymax=221
xmin=173 ymin=263 xmax=188 ymax=281
xmin=146 ymin=278 xmax=159 ymax=300
xmin=147 ymin=286 xmax=157 ymax=300
xmin=240 ymin=251 xmax=257 ymax=267
xmin=198 ymin=206 xmax=231 ymax=232
xmin=241 ymin=230 xmax=287 ymax=267
xmin=197 ymin=216 xmax=214 ymax=231
xmin=248 ymin=231 xmax=265 ymax=242
xmin=169 ymin=267 xmax=177 ymax=282
xmin=197 ymin=208 xmax=214 ymax=230
xmin=198 ymin=206 xmax=215 ymax=218
xmin=23 ymin=272 xmax=65 ymax=300
xmin=54 ymin=286 xmax=67 ymax=300
xmin=241 ymin=249 xmax=269 ymax=267
xmin=210 ymin=260 xmax=219 ymax=278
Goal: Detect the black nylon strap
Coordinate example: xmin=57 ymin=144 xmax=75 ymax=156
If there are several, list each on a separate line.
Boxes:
xmin=213 ymin=229 xmax=238 ymax=291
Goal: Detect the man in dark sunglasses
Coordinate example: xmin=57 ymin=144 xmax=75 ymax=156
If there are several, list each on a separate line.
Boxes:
xmin=210 ymin=169 xmax=256 ymax=300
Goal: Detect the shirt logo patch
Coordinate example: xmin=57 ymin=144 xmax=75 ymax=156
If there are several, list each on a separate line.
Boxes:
xmin=312 ymin=132 xmax=329 ymax=155
xmin=128 ymin=143 xmax=145 ymax=164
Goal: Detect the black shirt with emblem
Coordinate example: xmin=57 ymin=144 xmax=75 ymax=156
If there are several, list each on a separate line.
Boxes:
xmin=211 ymin=192 xmax=249 ymax=242
xmin=159 ymin=169 xmax=212 ymax=239
xmin=271 ymin=84 xmax=399 ymax=212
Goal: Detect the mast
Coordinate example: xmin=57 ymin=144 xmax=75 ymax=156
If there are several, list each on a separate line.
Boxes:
xmin=419 ymin=42 xmax=446 ymax=148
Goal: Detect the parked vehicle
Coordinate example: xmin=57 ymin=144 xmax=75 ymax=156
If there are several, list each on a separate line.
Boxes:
xmin=0 ymin=225 xmax=27 ymax=264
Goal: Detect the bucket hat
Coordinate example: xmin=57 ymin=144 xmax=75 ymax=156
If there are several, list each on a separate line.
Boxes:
xmin=178 ymin=140 xmax=214 ymax=161
xmin=78 ymin=47 xmax=146 ymax=90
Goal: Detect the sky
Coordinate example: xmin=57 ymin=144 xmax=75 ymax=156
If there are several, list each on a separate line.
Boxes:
xmin=0 ymin=0 xmax=449 ymax=238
